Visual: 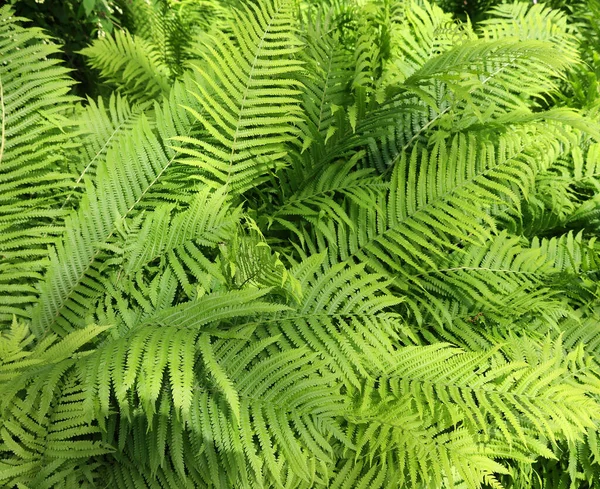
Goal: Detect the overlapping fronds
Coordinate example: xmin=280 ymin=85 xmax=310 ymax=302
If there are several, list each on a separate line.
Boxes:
xmin=265 ymin=154 xmax=386 ymax=242
xmin=351 ymin=0 xmax=581 ymax=173
xmin=0 ymin=321 xmax=111 ymax=488
xmin=4 ymin=0 xmax=600 ymax=488
xmin=119 ymin=187 xmax=240 ymax=289
xmin=312 ymin=126 xmax=563 ymax=291
xmin=80 ymin=0 xmax=228 ymax=103
xmin=70 ymin=93 xmax=147 ymax=188
xmin=122 ymin=0 xmax=228 ymax=75
xmin=479 ymin=2 xmax=579 ymax=62
xmin=296 ymin=11 xmax=354 ymax=165
xmin=350 ymin=340 xmax=599 ymax=488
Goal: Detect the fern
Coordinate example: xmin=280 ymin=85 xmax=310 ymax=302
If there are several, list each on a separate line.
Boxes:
xmin=173 ymin=0 xmax=305 ymax=195
xmin=30 ymin=75 xmax=203 ymax=337
xmin=71 ymin=93 xmax=147 ymax=186
xmin=3 ymin=0 xmax=600 ymax=487
xmin=0 ymin=6 xmax=77 ymax=324
xmin=80 ymin=29 xmax=171 ymax=102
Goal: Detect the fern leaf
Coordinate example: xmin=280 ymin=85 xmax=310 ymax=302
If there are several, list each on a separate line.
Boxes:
xmin=0 ymin=6 xmax=77 ymax=324
xmin=81 ymin=30 xmax=171 ymax=103
xmin=30 ymin=74 xmax=202 ymax=337
xmin=173 ymin=0 xmax=305 ymax=195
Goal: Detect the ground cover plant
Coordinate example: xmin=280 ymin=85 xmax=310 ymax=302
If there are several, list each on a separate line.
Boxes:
xmin=2 ymin=0 xmax=600 ymax=487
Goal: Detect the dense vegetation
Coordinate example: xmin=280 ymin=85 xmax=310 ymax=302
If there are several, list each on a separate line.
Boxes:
xmin=2 ymin=0 xmax=600 ymax=487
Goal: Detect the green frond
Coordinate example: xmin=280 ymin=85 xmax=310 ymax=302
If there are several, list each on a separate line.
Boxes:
xmin=363 ymin=1 xmax=579 ymax=172
xmin=30 ymin=74 xmax=202 ymax=338
xmin=266 ymin=155 xmax=386 ymax=242
xmin=173 ymin=0 xmax=305 ymax=195
xmin=405 ymin=231 xmax=584 ymax=337
xmin=254 ymin=255 xmax=404 ymax=386
xmin=4 ymin=0 xmax=600 ymax=486
xmin=0 ymin=322 xmax=111 ymax=489
xmin=403 ymin=39 xmax=573 ymax=111
xmin=123 ymin=0 xmax=226 ymax=76
xmin=313 ymin=127 xmax=564 ymax=305
xmin=296 ymin=11 xmax=354 ymax=164
xmin=479 ymin=2 xmax=579 ymax=63
xmin=0 ymin=6 xmax=77 ymax=325
xmin=349 ymin=340 xmax=599 ymax=487
xmin=382 ymin=0 xmax=460 ymax=86
xmin=0 ymin=387 xmax=111 ymax=489
xmin=80 ymin=288 xmax=288 ymax=419
xmin=71 ymin=93 xmax=147 ymax=190
xmin=120 ymin=187 xmax=240 ymax=288
xmin=81 ymin=29 xmax=171 ymax=103
xmin=218 ymin=219 xmax=302 ymax=300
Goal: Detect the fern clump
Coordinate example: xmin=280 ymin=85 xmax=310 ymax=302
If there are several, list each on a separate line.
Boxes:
xmin=2 ymin=0 xmax=600 ymax=488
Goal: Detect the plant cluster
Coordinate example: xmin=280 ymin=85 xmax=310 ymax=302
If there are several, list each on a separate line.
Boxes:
xmin=2 ymin=0 xmax=600 ymax=488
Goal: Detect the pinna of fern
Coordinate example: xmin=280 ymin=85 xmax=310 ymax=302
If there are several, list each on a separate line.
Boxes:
xmin=2 ymin=0 xmax=600 ymax=488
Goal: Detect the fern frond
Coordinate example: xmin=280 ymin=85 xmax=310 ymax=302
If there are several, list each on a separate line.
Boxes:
xmin=479 ymin=2 xmax=579 ymax=63
xmin=71 ymin=93 xmax=147 ymax=189
xmin=314 ymin=126 xmax=564 ymax=311
xmin=382 ymin=0 xmax=460 ymax=86
xmin=407 ymin=231 xmax=578 ymax=332
xmin=253 ymin=254 xmax=405 ymax=386
xmin=173 ymin=0 xmax=305 ymax=195
xmin=0 ymin=387 xmax=110 ymax=489
xmin=364 ymin=1 xmax=579 ymax=172
xmin=0 ymin=6 xmax=78 ymax=325
xmin=121 ymin=187 xmax=239 ymax=278
xmin=4 ymin=0 xmax=600 ymax=486
xmin=0 ymin=322 xmax=110 ymax=489
xmin=350 ymin=341 xmax=599 ymax=487
xmin=81 ymin=29 xmax=171 ymax=103
xmin=81 ymin=288 xmax=288 ymax=420
xmin=263 ymin=154 xmax=386 ymax=244
xmin=296 ymin=10 xmax=354 ymax=165
xmin=30 ymin=74 xmax=204 ymax=337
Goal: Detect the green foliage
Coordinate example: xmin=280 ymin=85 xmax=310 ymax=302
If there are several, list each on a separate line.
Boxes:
xmin=80 ymin=0 xmax=229 ymax=103
xmin=2 ymin=0 xmax=600 ymax=488
xmin=8 ymin=0 xmax=123 ymax=97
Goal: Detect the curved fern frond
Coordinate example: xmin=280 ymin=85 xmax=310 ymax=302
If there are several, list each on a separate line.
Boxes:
xmin=71 ymin=93 xmax=147 ymax=187
xmin=0 ymin=6 xmax=77 ymax=324
xmin=58 ymin=93 xmax=149 ymax=214
xmin=479 ymin=2 xmax=579 ymax=63
xmin=254 ymin=254 xmax=405 ymax=386
xmin=365 ymin=1 xmax=579 ymax=172
xmin=406 ymin=231 xmax=579 ymax=333
xmin=4 ymin=0 xmax=600 ymax=487
xmin=382 ymin=0 xmax=460 ymax=86
xmin=265 ymin=154 xmax=387 ymax=242
xmin=350 ymin=341 xmax=599 ymax=487
xmin=121 ymin=187 xmax=239 ymax=278
xmin=0 ymin=322 xmax=110 ymax=489
xmin=81 ymin=30 xmax=171 ymax=103
xmin=81 ymin=288 xmax=288 ymax=420
xmin=122 ymin=0 xmax=227 ymax=76
xmin=30 ymin=76 xmax=201 ymax=337
xmin=315 ymin=126 xmax=565 ymax=304
xmin=0 ymin=383 xmax=111 ymax=489
xmin=403 ymin=39 xmax=573 ymax=115
xmin=296 ymin=10 xmax=354 ymax=165
xmin=173 ymin=0 xmax=305 ymax=195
